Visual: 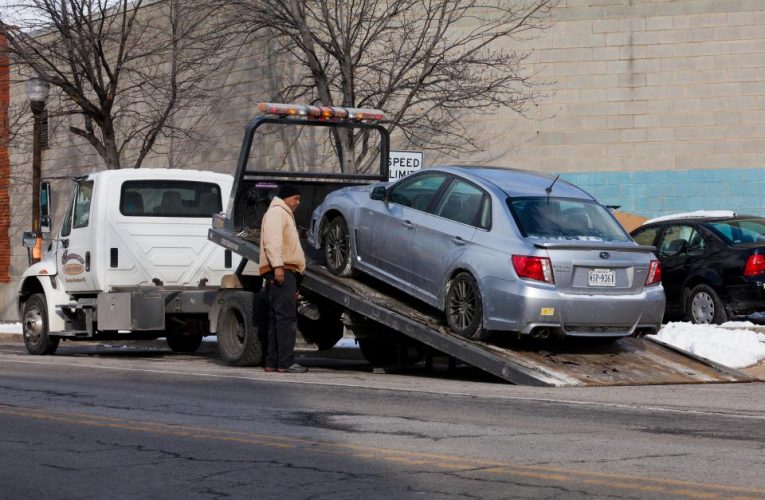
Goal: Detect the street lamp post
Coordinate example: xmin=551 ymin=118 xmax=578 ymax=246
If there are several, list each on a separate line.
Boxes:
xmin=26 ymin=77 xmax=49 ymax=263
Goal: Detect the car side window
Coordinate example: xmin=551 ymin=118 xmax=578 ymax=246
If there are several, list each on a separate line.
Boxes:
xmin=388 ymin=173 xmax=447 ymax=211
xmin=658 ymin=225 xmax=702 ymax=257
xmin=632 ymin=226 xmax=660 ymax=246
xmin=686 ymin=228 xmax=706 ymax=256
xmin=434 ymin=179 xmax=488 ymax=227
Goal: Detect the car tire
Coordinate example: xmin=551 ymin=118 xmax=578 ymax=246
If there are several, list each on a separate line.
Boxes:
xmin=217 ymin=291 xmax=265 ymax=366
xmin=686 ymin=284 xmax=727 ymax=324
xmin=323 ymin=216 xmax=355 ymax=277
xmin=22 ymin=293 xmax=60 ymax=355
xmin=445 ymin=272 xmax=489 ymax=340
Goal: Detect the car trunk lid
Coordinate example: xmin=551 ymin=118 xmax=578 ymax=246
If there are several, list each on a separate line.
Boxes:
xmin=535 ymin=242 xmax=657 ymax=295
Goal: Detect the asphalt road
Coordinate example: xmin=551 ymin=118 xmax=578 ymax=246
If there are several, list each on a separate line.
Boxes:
xmin=0 ymin=339 xmax=764 ymax=499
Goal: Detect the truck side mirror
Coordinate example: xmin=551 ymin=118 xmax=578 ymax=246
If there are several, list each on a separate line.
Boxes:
xmin=40 ymin=181 xmax=51 ymax=233
xmin=370 ymin=186 xmax=387 ymax=201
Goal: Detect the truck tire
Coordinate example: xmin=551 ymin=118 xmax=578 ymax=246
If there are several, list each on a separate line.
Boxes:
xmin=358 ymin=335 xmax=424 ymax=368
xmin=217 ymin=291 xmax=265 ymax=366
xmin=297 ymin=302 xmax=344 ymax=350
xmin=22 ymin=293 xmax=60 ymax=355
xmin=166 ymin=333 xmax=203 ymax=353
xmin=323 ymin=216 xmax=355 ymax=277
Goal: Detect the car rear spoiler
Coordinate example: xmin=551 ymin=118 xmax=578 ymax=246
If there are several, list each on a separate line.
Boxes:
xmin=534 ymin=242 xmax=657 ymax=252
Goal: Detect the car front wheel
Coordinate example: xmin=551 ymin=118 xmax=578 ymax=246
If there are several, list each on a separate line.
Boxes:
xmin=445 ymin=272 xmax=489 ymax=340
xmin=686 ymin=284 xmax=727 ymax=324
xmin=323 ymin=216 xmax=354 ymax=277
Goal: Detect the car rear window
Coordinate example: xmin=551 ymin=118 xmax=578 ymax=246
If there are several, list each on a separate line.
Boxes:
xmin=508 ymin=197 xmax=630 ymax=242
xmin=706 ymin=219 xmax=765 ymax=245
xmin=120 ymin=180 xmax=222 ymax=217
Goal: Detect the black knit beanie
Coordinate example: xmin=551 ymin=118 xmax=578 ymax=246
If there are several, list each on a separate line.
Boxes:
xmin=278 ymin=184 xmax=301 ymax=200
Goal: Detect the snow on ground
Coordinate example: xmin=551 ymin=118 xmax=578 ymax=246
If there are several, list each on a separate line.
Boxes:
xmin=649 ymin=322 xmax=765 ymax=369
xmin=3 ymin=322 xmax=765 ymax=368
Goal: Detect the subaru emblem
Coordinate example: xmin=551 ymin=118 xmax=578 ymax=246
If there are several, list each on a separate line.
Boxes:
xmin=599 ymin=251 xmax=610 ymax=260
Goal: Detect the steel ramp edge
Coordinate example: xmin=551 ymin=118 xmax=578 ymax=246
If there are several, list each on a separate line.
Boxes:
xmin=301 ymin=269 xmax=566 ymax=387
xmin=645 ymin=336 xmax=753 ymax=383
xmin=304 ymin=267 xmax=754 ymax=387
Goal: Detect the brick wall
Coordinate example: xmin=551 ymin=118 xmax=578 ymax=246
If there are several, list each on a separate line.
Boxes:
xmin=0 ymin=34 xmax=11 ymax=283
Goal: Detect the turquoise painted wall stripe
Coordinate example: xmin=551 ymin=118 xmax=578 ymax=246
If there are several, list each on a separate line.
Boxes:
xmin=559 ymin=168 xmax=765 ymax=219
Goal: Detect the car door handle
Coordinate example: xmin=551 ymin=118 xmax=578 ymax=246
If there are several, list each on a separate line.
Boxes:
xmin=61 ymin=238 xmax=69 ymax=248
xmin=402 ymin=220 xmax=414 ymax=229
xmin=452 ymin=236 xmax=466 ymax=246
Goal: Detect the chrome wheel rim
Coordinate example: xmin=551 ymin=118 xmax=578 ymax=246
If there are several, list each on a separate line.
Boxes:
xmin=447 ymin=280 xmax=476 ymax=332
xmin=691 ymin=291 xmax=715 ymax=324
xmin=23 ymin=306 xmax=44 ymax=344
xmin=326 ymin=222 xmax=349 ymax=270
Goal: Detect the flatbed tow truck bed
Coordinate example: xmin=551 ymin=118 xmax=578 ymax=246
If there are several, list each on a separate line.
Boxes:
xmin=209 ymin=227 xmax=752 ymax=387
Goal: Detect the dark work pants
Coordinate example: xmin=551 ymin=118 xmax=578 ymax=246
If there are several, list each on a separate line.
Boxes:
xmin=265 ymin=271 xmax=298 ymax=369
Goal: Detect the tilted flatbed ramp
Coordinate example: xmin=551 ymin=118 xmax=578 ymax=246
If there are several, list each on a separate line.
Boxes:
xmin=210 ymin=227 xmax=752 ymax=387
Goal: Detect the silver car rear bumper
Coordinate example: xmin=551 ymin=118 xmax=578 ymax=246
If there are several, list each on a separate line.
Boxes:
xmin=482 ymin=277 xmax=665 ymax=337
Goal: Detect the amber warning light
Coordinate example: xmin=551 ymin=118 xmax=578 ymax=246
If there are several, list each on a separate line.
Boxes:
xmin=257 ymin=102 xmax=386 ymax=122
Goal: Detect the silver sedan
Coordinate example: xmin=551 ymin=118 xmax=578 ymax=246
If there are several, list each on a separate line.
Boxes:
xmin=308 ymin=166 xmax=665 ymax=340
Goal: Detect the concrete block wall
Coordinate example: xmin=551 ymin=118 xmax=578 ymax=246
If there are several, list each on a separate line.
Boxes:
xmin=473 ymin=0 xmax=765 ymax=186
xmin=561 ymin=167 xmax=765 ymax=219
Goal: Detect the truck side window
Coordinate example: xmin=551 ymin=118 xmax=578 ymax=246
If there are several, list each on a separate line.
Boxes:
xmin=72 ymin=181 xmax=94 ymax=229
xmin=120 ymin=180 xmax=222 ymax=217
xmin=60 ymin=189 xmax=75 ymax=237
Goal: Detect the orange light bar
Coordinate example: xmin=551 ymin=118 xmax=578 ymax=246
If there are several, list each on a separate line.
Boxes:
xmin=258 ymin=102 xmax=385 ymax=122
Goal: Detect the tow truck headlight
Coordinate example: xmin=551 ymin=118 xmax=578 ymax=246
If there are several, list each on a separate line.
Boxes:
xmin=212 ymin=212 xmax=227 ymax=229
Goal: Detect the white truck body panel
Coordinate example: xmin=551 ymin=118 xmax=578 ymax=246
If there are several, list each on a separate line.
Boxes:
xmin=19 ymin=168 xmax=239 ymax=334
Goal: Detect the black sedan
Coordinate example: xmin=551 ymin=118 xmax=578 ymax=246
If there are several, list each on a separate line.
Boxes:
xmin=631 ymin=211 xmax=765 ymax=324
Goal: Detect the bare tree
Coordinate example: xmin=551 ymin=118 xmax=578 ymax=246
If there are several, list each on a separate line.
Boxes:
xmin=0 ymin=0 xmax=233 ymax=169
xmin=223 ymin=0 xmax=557 ymax=172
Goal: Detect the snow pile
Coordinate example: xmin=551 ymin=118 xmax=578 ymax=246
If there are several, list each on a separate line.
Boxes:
xmin=0 ymin=323 xmax=21 ymax=334
xmin=649 ymin=322 xmax=765 ymax=369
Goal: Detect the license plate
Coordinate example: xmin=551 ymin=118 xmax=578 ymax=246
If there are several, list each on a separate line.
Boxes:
xmin=588 ymin=269 xmax=616 ymax=287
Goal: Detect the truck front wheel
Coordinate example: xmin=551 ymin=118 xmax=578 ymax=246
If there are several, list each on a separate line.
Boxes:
xmin=217 ymin=291 xmax=265 ymax=366
xmin=22 ymin=293 xmax=60 ymax=355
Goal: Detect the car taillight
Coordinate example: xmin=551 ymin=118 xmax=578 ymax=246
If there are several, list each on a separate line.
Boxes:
xmin=744 ymin=254 xmax=765 ymax=276
xmin=512 ymin=255 xmax=554 ymax=284
xmin=645 ymin=260 xmax=662 ymax=286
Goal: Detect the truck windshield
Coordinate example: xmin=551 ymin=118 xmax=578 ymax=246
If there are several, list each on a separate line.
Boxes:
xmin=120 ymin=181 xmax=222 ymax=217
xmin=508 ymin=197 xmax=630 ymax=242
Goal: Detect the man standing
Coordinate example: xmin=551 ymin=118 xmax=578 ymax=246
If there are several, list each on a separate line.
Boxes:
xmin=259 ymin=184 xmax=307 ymax=373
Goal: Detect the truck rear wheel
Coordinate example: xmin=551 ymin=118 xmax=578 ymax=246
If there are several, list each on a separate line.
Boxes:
xmin=217 ymin=291 xmax=265 ymax=366
xmin=166 ymin=333 xmax=203 ymax=353
xmin=22 ymin=293 xmax=60 ymax=355
xmin=358 ymin=335 xmax=424 ymax=368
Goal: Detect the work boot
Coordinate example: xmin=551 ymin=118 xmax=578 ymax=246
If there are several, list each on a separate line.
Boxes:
xmin=279 ymin=363 xmax=307 ymax=373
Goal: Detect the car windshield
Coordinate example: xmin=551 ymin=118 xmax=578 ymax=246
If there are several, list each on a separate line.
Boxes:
xmin=705 ymin=218 xmax=765 ymax=245
xmin=508 ymin=197 xmax=630 ymax=242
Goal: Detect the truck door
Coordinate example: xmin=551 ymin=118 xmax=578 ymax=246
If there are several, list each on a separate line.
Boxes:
xmin=57 ymin=179 xmax=98 ymax=293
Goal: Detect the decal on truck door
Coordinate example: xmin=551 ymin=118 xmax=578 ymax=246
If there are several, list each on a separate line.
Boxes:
xmin=61 ymin=250 xmax=86 ymax=275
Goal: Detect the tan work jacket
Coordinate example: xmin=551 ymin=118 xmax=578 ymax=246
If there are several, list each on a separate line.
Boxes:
xmin=258 ymin=197 xmax=306 ymax=275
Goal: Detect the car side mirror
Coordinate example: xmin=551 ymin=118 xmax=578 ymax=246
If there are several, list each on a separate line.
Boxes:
xmin=370 ymin=186 xmax=387 ymax=201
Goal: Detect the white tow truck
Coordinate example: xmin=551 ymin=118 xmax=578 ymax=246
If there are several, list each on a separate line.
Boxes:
xmin=18 ymin=168 xmax=237 ymax=355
